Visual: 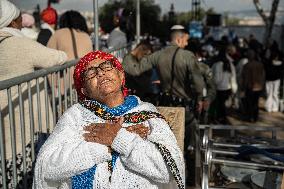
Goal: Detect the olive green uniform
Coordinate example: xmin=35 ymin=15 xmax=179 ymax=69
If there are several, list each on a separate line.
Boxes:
xmin=123 ymin=43 xmax=204 ymax=101
xmin=122 ymin=53 xmax=153 ymax=96
xmin=198 ymin=62 xmax=216 ymax=125
xmin=198 ymin=62 xmax=216 ymax=102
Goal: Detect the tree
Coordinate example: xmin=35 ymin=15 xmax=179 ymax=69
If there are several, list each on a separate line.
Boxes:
xmin=224 ymin=12 xmax=240 ymax=26
xmin=175 ymin=8 xmax=209 ymax=26
xmin=253 ymin=0 xmax=280 ymax=45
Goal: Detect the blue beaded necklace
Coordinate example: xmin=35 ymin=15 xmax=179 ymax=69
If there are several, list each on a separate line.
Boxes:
xmin=99 ymin=95 xmax=138 ymax=116
xmin=71 ymin=96 xmax=138 ymax=189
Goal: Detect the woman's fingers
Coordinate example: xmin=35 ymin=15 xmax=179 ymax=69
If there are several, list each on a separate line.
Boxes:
xmin=126 ymin=126 xmax=135 ymax=132
xmin=84 ymin=123 xmax=105 ymax=131
xmin=83 ymin=132 xmax=98 ymax=142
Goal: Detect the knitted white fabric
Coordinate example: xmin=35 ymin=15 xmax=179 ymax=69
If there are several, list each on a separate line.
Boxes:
xmin=33 ymin=98 xmax=185 ymax=189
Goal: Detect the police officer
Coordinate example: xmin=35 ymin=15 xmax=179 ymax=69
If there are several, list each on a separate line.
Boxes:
xmin=123 ymin=25 xmax=204 ymax=108
xmin=123 ymin=25 xmax=204 ymax=186
xmin=192 ymin=45 xmax=216 ymax=124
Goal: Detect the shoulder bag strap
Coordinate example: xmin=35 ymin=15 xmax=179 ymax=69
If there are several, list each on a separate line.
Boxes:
xmin=170 ymin=47 xmax=180 ymax=95
xmin=70 ymin=28 xmax=79 ymax=59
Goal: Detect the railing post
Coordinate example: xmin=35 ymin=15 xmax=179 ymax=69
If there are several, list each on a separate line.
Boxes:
xmin=0 ymin=104 xmax=8 ymax=189
xmin=7 ymin=88 xmax=17 ymax=187
xmin=93 ymin=0 xmax=99 ymax=50
xmin=136 ymin=0 xmax=141 ymax=44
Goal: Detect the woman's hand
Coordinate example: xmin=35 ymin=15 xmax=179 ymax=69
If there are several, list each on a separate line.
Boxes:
xmin=83 ymin=118 xmax=123 ymax=146
xmin=83 ymin=118 xmax=150 ymax=145
xmin=126 ymin=124 xmax=150 ymax=139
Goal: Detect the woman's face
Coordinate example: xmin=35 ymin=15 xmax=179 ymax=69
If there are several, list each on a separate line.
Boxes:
xmin=81 ymin=59 xmax=124 ymax=100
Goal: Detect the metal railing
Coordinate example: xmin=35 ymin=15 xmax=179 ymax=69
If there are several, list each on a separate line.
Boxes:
xmin=199 ymin=124 xmax=284 ymax=189
xmin=0 ymin=45 xmax=131 ymax=189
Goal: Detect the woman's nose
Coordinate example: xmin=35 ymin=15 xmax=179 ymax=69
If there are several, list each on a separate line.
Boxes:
xmin=96 ymin=68 xmax=106 ymax=76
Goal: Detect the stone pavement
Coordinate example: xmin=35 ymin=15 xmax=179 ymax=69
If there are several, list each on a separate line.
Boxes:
xmin=227 ymin=98 xmax=284 ymax=139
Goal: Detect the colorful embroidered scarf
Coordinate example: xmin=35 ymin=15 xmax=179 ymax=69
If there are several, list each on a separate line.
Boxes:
xmin=72 ymin=96 xmax=184 ymax=189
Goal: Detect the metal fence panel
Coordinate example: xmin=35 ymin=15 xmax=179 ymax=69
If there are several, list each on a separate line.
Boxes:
xmin=0 ymin=46 xmax=131 ymax=188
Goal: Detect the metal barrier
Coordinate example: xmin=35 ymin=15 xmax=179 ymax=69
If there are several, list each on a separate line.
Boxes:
xmin=199 ymin=124 xmax=284 ymax=189
xmin=0 ymin=46 xmax=131 ymax=189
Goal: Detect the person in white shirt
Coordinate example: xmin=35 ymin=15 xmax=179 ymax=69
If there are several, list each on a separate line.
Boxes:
xmin=212 ymin=47 xmax=237 ymax=124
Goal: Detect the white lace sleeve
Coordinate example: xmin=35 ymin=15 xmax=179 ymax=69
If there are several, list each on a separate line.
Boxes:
xmin=33 ymin=106 xmax=111 ymax=188
xmin=111 ymin=118 xmax=185 ymax=184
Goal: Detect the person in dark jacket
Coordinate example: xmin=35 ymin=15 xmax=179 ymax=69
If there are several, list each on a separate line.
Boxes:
xmin=37 ymin=6 xmax=58 ymax=46
xmin=240 ymin=49 xmax=265 ymax=122
xmin=123 ymin=41 xmax=155 ymax=100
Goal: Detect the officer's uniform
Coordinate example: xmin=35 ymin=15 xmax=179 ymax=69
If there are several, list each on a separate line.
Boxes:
xmin=198 ymin=62 xmax=216 ymax=123
xmin=123 ymin=43 xmax=204 ymax=102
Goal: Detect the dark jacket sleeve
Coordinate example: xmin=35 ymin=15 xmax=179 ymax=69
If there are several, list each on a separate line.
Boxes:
xmin=37 ymin=29 xmax=52 ymax=46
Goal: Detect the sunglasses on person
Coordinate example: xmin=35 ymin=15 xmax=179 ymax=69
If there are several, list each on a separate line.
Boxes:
xmin=83 ymin=60 xmax=114 ymax=80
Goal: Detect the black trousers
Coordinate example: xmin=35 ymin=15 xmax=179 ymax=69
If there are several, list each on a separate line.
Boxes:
xmin=245 ymin=90 xmax=262 ymax=121
xmin=184 ymin=109 xmax=200 ymax=186
xmin=216 ymin=89 xmax=232 ymax=122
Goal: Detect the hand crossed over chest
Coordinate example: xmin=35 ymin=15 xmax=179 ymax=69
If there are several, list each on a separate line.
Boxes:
xmin=83 ymin=117 xmax=150 ymax=146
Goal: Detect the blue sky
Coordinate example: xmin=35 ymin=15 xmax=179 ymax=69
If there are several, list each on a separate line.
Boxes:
xmin=11 ymin=0 xmax=284 ymax=14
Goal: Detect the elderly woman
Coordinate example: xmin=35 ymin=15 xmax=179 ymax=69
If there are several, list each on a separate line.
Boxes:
xmin=33 ymin=51 xmax=185 ymax=189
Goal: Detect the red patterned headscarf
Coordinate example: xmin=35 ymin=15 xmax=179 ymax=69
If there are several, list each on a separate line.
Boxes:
xmin=74 ymin=51 xmax=128 ymax=101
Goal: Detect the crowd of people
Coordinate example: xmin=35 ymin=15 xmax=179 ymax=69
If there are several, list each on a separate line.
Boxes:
xmin=124 ymin=30 xmax=284 ymax=125
xmin=0 ymin=0 xmax=284 ymax=188
xmin=186 ymin=34 xmax=283 ymax=124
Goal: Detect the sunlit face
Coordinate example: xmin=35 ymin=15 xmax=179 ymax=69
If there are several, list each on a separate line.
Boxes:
xmin=81 ymin=59 xmax=124 ymax=100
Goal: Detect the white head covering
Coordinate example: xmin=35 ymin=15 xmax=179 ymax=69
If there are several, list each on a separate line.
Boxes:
xmin=0 ymin=0 xmax=20 ymax=29
xmin=170 ymin=25 xmax=185 ymax=30
xmin=22 ymin=13 xmax=35 ymax=27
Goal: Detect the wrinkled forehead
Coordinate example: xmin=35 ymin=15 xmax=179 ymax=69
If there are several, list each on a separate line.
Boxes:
xmin=86 ymin=58 xmax=108 ymax=69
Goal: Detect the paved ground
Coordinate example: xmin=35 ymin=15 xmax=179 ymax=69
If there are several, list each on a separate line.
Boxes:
xmin=227 ymin=98 xmax=284 ymax=139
